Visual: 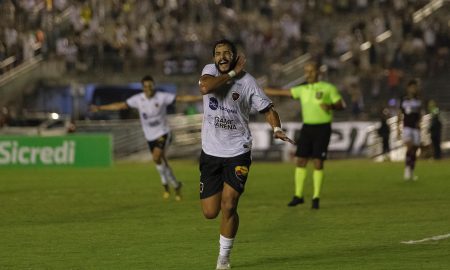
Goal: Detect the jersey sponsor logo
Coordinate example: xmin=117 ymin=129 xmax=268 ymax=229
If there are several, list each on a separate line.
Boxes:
xmin=209 ymin=97 xmax=219 ymax=110
xmin=148 ymin=120 xmax=160 ymax=127
xmin=315 ymin=91 xmax=323 ymax=99
xmin=214 ymin=117 xmax=237 ymax=130
xmin=235 ymin=166 xmax=249 ymax=182
xmin=402 ymin=100 xmax=421 ymax=115
xmin=208 ymin=97 xmax=237 ymax=114
xmin=218 ymin=106 xmax=237 ymax=114
xmin=232 ymin=92 xmax=240 ymax=101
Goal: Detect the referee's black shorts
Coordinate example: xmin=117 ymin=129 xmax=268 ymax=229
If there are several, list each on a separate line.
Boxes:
xmin=199 ymin=150 xmax=252 ymax=199
xmin=296 ymin=123 xmax=332 ymax=160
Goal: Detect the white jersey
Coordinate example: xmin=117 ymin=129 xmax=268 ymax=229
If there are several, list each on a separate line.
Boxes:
xmin=201 ymin=64 xmax=272 ymax=157
xmin=126 ymin=92 xmax=175 ymax=141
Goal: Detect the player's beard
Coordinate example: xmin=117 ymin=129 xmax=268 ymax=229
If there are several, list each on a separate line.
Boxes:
xmin=215 ymin=62 xmax=231 ymax=74
xmin=215 ymin=58 xmax=236 ymax=74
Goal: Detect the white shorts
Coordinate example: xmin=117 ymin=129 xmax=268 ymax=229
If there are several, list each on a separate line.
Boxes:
xmin=402 ymin=127 xmax=420 ymax=146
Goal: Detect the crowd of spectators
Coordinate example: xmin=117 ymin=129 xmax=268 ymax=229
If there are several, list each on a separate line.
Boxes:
xmin=1 ymin=0 xmax=449 ymax=120
xmin=310 ymin=0 xmax=450 ymax=120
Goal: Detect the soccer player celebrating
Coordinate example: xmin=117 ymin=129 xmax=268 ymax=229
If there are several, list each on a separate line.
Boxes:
xmin=397 ymin=79 xmax=422 ymax=181
xmin=265 ymin=62 xmax=346 ymax=209
xmin=198 ymin=39 xmax=295 ymax=270
xmin=91 ymin=75 xmax=201 ymax=200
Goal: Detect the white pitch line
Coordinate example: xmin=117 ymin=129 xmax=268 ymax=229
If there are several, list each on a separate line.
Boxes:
xmin=401 ymin=233 xmax=450 ymax=244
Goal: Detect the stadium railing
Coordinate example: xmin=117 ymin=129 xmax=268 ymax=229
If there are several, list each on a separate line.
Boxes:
xmin=0 ymin=54 xmax=43 ymax=88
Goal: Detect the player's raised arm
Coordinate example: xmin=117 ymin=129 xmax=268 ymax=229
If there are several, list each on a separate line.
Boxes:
xmin=264 ymin=106 xmax=296 ymax=145
xmin=175 ymin=95 xmax=203 ymax=102
xmin=264 ymin=87 xmax=293 ymax=97
xmin=90 ymin=102 xmax=128 ymax=112
xmin=198 ymin=53 xmax=246 ymax=95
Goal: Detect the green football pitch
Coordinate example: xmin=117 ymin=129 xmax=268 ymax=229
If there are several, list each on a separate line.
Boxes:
xmin=1 ymin=159 xmax=449 ymax=270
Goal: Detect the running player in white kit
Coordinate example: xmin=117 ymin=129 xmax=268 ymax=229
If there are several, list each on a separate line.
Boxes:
xmin=91 ymin=75 xmax=201 ymax=200
xmin=198 ymin=39 xmax=295 ymax=269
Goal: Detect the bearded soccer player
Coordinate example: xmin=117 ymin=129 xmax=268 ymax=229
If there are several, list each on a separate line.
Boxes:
xmin=265 ymin=62 xmax=346 ymax=209
xmin=91 ymin=75 xmax=200 ymax=200
xmin=198 ymin=39 xmax=295 ymax=270
xmin=398 ymin=79 xmax=422 ymax=181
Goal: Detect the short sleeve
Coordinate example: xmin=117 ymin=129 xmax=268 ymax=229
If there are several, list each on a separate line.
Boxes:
xmin=290 ymin=86 xmax=302 ymax=100
xmin=126 ymin=94 xmax=140 ymax=109
xmin=328 ymin=84 xmax=342 ymax=103
xmin=248 ymin=79 xmax=272 ymax=112
xmin=162 ymin=92 xmax=176 ymax=105
xmin=201 ymin=64 xmax=219 ymax=77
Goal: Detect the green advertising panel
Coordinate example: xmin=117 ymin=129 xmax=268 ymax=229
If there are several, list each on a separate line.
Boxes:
xmin=0 ymin=134 xmax=112 ymax=167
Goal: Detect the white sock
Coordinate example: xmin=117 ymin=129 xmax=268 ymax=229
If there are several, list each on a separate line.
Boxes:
xmin=219 ymin=235 xmax=234 ymax=258
xmin=163 ymin=163 xmax=180 ymax=188
xmin=155 ymin=164 xmax=168 ymax=185
xmin=404 ymin=166 xmax=412 ymax=180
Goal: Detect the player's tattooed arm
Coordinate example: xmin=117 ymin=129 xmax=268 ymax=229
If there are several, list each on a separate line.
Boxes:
xmin=198 ymin=74 xmax=229 ymax=95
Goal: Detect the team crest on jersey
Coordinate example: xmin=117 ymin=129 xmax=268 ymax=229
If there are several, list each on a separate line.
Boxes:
xmin=155 ymin=103 xmax=159 ymax=107
xmin=315 ymin=91 xmax=323 ymax=99
xmin=232 ymin=92 xmax=240 ymax=101
xmin=235 ymin=166 xmax=249 ymax=181
xmin=209 ymin=97 xmax=219 ymax=110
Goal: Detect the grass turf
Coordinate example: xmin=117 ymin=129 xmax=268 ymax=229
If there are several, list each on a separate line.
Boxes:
xmin=1 ymin=159 xmax=449 ymax=270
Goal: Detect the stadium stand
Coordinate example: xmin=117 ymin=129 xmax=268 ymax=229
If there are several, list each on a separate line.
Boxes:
xmin=0 ymin=0 xmax=449 ymax=159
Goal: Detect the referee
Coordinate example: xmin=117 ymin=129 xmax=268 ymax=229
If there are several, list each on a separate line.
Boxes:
xmin=265 ymin=62 xmax=346 ymax=209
